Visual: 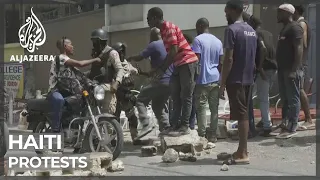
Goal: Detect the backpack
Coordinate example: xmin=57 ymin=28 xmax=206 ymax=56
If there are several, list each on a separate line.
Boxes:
xmin=53 ymin=55 xmax=74 ymax=97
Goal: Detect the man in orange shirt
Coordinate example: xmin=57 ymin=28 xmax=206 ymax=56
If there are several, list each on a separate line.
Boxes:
xmin=147 ymin=7 xmax=199 ymax=136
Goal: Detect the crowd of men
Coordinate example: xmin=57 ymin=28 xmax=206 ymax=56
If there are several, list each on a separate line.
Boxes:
xmin=47 ymin=0 xmax=314 ymax=165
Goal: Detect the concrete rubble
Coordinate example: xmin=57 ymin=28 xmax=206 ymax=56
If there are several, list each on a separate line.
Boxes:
xmin=141 ymin=146 xmax=157 ymax=157
xmin=107 ymin=160 xmax=125 ymax=172
xmin=160 ymin=130 xmax=208 ymax=155
xmin=162 ymin=148 xmax=179 ymax=163
xmin=179 ymin=152 xmax=197 ymax=162
xmin=220 ymin=164 xmax=229 ymax=171
xmin=7 ymin=152 xmax=124 ymax=176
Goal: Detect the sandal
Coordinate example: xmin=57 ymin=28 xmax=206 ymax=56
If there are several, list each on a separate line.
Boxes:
xmin=217 ymin=152 xmax=249 ymax=161
xmin=223 ymin=156 xmax=250 ymax=165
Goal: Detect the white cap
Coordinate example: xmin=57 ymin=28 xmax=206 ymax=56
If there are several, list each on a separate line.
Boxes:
xmin=278 ymin=3 xmax=295 ymax=14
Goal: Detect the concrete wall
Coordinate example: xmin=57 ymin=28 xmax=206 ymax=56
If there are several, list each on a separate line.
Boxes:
xmin=33 ymin=9 xmax=105 ymax=91
xmin=33 ymin=4 xmax=260 ymax=91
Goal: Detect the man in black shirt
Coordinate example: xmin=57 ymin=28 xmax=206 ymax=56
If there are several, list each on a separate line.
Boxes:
xmin=293 ymin=5 xmax=315 ymax=130
xmin=247 ymin=15 xmax=277 ymax=136
xmin=276 ymin=4 xmax=304 ymax=139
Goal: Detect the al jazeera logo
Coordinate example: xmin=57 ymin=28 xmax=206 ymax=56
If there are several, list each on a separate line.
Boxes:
xmin=10 ymin=7 xmax=55 ymax=63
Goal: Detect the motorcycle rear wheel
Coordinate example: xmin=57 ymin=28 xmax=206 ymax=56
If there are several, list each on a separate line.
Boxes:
xmin=82 ymin=117 xmax=123 ymax=160
xmin=34 ymin=121 xmax=52 ymax=154
xmin=0 ymin=122 xmax=9 ymax=158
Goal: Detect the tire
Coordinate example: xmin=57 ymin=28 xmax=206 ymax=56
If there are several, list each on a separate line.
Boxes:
xmin=0 ymin=122 xmax=9 ymax=158
xmin=82 ymin=117 xmax=123 ymax=160
xmin=34 ymin=121 xmax=52 ymax=154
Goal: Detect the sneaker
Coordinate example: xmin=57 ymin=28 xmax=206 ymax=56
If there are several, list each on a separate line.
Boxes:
xmin=256 ymin=121 xmax=263 ymax=128
xmin=298 ymin=121 xmax=315 ymax=130
xmin=159 ymin=126 xmax=175 ymax=136
xmin=275 ymin=130 xmax=298 ymax=139
xmin=167 ymin=126 xmax=191 ymax=137
xmin=134 ymin=124 xmax=155 ymax=140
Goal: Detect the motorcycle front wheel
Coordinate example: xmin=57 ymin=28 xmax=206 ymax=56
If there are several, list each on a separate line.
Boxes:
xmin=82 ymin=117 xmax=123 ymax=160
xmin=0 ymin=121 xmax=9 ymax=158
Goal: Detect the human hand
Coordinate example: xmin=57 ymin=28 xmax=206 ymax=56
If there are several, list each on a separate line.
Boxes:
xmin=219 ymin=84 xmax=226 ymax=100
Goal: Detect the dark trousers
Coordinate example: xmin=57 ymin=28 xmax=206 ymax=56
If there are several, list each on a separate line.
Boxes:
xmin=248 ymin=75 xmax=257 ymax=133
xmin=278 ymin=69 xmax=301 ymax=131
xmin=115 ymin=88 xmax=138 ymax=130
xmin=169 ymin=93 xmax=196 ymax=129
xmin=169 ymin=62 xmax=197 ymax=128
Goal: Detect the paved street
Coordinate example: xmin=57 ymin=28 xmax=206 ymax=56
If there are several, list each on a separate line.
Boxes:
xmin=5 ymin=126 xmax=317 ymax=176
xmin=112 ymin=129 xmax=316 ymax=176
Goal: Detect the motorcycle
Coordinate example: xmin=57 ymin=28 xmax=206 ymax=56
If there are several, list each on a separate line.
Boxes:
xmin=0 ymin=119 xmax=9 ymax=159
xmin=1 ymin=89 xmax=9 ymax=159
xmin=22 ymin=68 xmax=123 ymax=160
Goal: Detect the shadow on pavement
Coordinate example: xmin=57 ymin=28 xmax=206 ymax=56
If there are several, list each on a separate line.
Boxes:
xmin=258 ymin=134 xmax=316 ymax=147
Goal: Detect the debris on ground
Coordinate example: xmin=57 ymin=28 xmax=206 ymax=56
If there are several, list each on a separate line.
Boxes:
xmin=205 ymin=142 xmax=216 ymax=149
xmin=160 ymin=130 xmax=207 ymax=154
xmin=162 ymin=148 xmax=179 ymax=163
xmin=220 ymin=164 xmax=229 ymax=171
xmin=141 ymin=145 xmax=157 ymax=157
xmin=107 ymin=160 xmax=125 ymax=172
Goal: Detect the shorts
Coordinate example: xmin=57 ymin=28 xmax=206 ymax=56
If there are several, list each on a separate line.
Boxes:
xmin=226 ymin=84 xmax=251 ymax=121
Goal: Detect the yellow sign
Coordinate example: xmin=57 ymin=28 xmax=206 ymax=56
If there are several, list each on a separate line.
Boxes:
xmin=4 ymin=43 xmax=25 ymax=99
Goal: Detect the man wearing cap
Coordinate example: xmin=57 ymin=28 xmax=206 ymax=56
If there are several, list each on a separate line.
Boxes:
xmin=275 ymin=4 xmax=304 ymax=139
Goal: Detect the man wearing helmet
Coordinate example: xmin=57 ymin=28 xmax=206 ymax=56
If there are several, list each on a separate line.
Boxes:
xmin=88 ymin=28 xmax=124 ymax=114
xmin=112 ymin=42 xmax=142 ymax=144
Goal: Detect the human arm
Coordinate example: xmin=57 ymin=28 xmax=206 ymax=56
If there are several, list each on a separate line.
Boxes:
xmin=220 ymin=27 xmax=235 ymax=87
xmin=192 ymin=38 xmax=201 ymax=61
xmin=290 ymin=24 xmax=304 ymax=78
xmin=158 ymin=29 xmax=179 ymax=73
xmin=299 ymin=21 xmax=308 ymax=49
xmin=64 ymin=57 xmax=101 ymax=67
xmin=217 ymin=42 xmax=224 ymax=74
xmin=109 ymin=50 xmax=125 ymax=92
xmin=127 ymin=43 xmax=154 ymax=62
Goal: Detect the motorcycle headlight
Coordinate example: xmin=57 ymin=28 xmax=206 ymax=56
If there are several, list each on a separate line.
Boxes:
xmin=94 ymin=85 xmax=105 ymax=100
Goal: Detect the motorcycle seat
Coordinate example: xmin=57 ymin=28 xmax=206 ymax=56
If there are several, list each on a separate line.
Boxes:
xmin=27 ymin=98 xmax=52 ymax=112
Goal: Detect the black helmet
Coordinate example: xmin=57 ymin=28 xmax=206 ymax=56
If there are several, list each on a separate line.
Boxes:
xmin=91 ymin=28 xmax=108 ymax=40
xmin=112 ymin=42 xmax=126 ymax=53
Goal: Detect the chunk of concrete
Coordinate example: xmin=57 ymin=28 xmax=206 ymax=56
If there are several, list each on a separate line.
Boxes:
xmin=162 ymin=148 xmax=179 ymax=163
xmin=205 ymin=142 xmax=216 ymax=149
xmin=72 ymin=170 xmax=92 ymax=176
xmin=220 ymin=164 xmax=229 ymax=171
xmin=84 ymin=152 xmax=113 ymax=171
xmin=89 ymin=169 xmax=108 ymax=176
xmin=160 ymin=130 xmax=206 ymax=154
xmin=107 ymin=160 xmax=124 ymax=172
xmin=179 ymin=152 xmax=197 ymax=162
xmin=141 ymin=146 xmax=157 ymax=157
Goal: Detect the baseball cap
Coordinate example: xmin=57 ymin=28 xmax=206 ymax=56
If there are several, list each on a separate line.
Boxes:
xmin=278 ymin=3 xmax=295 ymax=14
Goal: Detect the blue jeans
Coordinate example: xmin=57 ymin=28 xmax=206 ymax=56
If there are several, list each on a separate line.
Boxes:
xmin=136 ymin=83 xmax=170 ymax=131
xmin=256 ymin=69 xmax=276 ymax=130
xmin=48 ymin=91 xmax=65 ymax=132
xmin=278 ymin=70 xmax=301 ymax=132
